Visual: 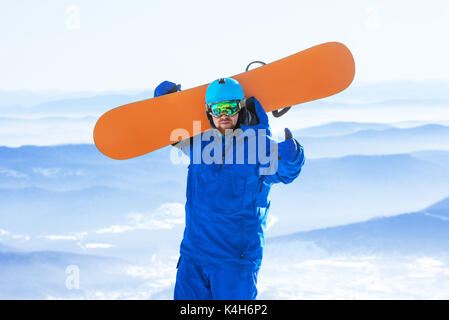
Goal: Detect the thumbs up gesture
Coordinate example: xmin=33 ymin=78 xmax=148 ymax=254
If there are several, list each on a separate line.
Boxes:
xmin=277 ymin=128 xmax=299 ymax=162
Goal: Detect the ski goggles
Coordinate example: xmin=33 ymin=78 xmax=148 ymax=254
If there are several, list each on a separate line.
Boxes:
xmin=206 ymin=100 xmax=243 ymax=117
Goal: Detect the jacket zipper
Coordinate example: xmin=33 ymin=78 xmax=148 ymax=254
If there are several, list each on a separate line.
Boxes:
xmin=219 ymin=154 xmax=224 ymax=170
xmin=219 ymin=135 xmax=227 ymax=170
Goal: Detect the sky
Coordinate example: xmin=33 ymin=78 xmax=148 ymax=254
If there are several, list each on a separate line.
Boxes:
xmin=0 ymin=0 xmax=448 ymax=92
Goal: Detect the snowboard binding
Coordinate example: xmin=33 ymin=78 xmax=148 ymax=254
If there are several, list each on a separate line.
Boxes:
xmin=245 ymin=61 xmax=292 ymax=118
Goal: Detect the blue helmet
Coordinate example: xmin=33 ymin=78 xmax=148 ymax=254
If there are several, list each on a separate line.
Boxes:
xmin=205 ymin=78 xmax=245 ymax=104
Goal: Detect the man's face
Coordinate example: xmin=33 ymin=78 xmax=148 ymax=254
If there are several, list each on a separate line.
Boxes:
xmin=212 ymin=112 xmax=239 ymax=135
xmin=209 ymin=98 xmax=245 ymax=135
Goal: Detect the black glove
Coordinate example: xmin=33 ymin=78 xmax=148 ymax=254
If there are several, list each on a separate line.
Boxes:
xmin=277 ymin=128 xmax=299 ymax=162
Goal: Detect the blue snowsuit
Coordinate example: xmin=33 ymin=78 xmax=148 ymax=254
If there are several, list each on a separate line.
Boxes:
xmin=173 ymin=97 xmax=305 ymax=300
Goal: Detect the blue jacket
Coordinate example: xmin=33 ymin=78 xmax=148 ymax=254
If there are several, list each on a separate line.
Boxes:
xmin=174 ymin=97 xmax=305 ymax=270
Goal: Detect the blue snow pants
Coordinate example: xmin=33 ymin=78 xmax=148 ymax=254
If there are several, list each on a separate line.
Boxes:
xmin=174 ymin=256 xmax=259 ymax=300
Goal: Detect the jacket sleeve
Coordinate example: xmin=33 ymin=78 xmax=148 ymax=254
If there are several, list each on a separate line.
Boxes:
xmin=240 ymin=96 xmax=306 ymax=184
xmin=262 ymin=139 xmax=305 ymax=185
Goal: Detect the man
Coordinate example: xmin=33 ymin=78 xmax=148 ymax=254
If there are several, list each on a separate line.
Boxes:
xmin=154 ymin=78 xmax=305 ymax=300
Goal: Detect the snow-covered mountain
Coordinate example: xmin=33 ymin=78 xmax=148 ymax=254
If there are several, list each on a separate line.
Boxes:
xmin=269 ymin=196 xmax=449 ymax=256
xmin=2 ymin=194 xmax=449 ymax=300
xmin=0 ymin=80 xmax=448 ymax=299
xmin=0 ymin=248 xmax=142 ymax=299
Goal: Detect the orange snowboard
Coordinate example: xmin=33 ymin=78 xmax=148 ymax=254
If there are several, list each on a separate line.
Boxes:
xmin=94 ymin=42 xmax=355 ymax=160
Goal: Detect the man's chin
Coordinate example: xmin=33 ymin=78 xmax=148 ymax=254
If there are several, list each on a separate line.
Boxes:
xmin=219 ymin=124 xmax=234 ymax=131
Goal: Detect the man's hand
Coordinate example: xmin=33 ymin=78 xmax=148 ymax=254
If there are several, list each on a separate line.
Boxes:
xmin=154 ymin=80 xmax=181 ymax=98
xmin=154 ymin=81 xmax=183 ymax=147
xmin=277 ymin=128 xmax=299 ymax=162
xmin=239 ymin=97 xmax=269 ymax=130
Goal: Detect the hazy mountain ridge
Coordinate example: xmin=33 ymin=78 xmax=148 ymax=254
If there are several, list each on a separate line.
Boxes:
xmin=0 ymin=90 xmax=155 ymax=116
xmin=270 ymin=195 xmax=449 ymax=256
xmin=1 ymin=97 xmax=447 ymax=118
xmin=2 ymin=144 xmax=449 ymax=239
xmin=268 ymin=151 xmax=449 ymax=235
xmin=0 ymin=80 xmax=448 ymax=120
xmin=2 ymin=194 xmax=449 ymax=299
xmin=0 ymin=243 xmax=19 ymax=253
xmin=295 ymin=124 xmax=449 ymax=158
xmin=0 ymin=247 xmax=132 ymax=299
xmin=293 ymin=121 xmax=393 ymax=138
xmin=325 ymin=81 xmax=449 ymax=103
